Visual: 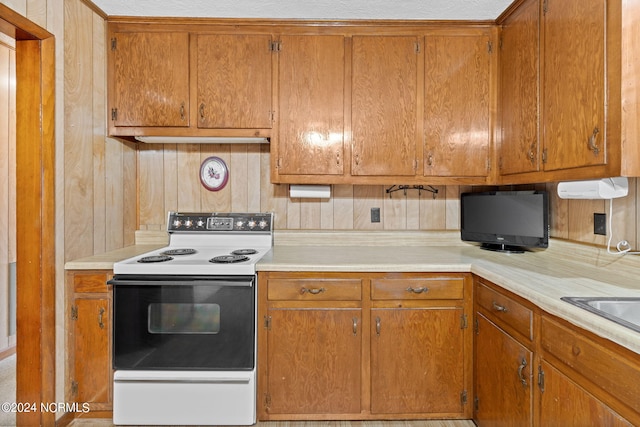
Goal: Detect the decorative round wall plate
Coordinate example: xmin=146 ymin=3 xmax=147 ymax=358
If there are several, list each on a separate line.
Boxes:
xmin=199 ymin=156 xmax=229 ymax=191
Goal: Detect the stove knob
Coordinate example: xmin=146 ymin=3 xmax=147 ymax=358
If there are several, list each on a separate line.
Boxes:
xmin=248 ymin=220 xmax=257 ymax=229
xmin=184 ymin=219 xmax=193 ymax=228
xmin=235 ymin=220 xmax=244 ymax=229
xmin=196 ymin=219 xmax=205 ymax=228
xmin=173 ymin=219 xmax=182 ymax=228
xmin=259 ymin=220 xmax=268 ymax=229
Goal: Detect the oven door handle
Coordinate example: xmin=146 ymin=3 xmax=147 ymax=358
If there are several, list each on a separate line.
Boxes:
xmin=114 ymin=376 xmax=251 ymax=384
xmin=107 ymin=275 xmax=254 ymax=287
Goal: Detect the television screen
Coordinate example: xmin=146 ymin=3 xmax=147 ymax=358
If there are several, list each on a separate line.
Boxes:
xmin=460 ymin=190 xmax=549 ymax=253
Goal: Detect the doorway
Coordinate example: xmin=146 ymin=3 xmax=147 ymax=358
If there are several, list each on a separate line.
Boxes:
xmin=0 ymin=4 xmax=56 ymax=426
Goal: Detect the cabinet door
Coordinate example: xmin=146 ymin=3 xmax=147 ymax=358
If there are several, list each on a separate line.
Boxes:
xmin=265 ymin=308 xmax=361 ymax=414
xmin=539 ymin=361 xmax=634 ymax=427
xmin=424 ymin=33 xmax=491 ymax=177
xmin=111 ymin=32 xmax=189 ymax=127
xmin=475 ymin=314 xmax=532 ymax=427
xmin=352 ymin=36 xmax=419 ymax=176
xmin=542 ymin=0 xmax=606 ymax=171
xmin=276 ymin=35 xmax=345 ymax=175
xmin=196 ymin=34 xmax=272 ymax=129
xmin=499 ymin=0 xmax=540 ymax=176
xmin=371 ymin=307 xmax=465 ymax=415
xmin=73 ymin=297 xmax=111 ymax=409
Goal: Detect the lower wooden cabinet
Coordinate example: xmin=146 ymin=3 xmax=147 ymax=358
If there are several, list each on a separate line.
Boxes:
xmin=475 ymin=277 xmax=640 ymax=426
xmin=474 ymin=278 xmax=535 ymax=427
xmin=66 ymin=270 xmax=113 ymax=416
xmin=538 ymin=360 xmax=633 ymax=427
xmin=258 ymin=271 xmax=473 ymax=420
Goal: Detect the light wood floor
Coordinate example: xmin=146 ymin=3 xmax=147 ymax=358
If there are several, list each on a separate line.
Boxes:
xmin=69 ymin=420 xmax=477 ymax=427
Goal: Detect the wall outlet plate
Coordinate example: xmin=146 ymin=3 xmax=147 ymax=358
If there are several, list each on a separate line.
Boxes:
xmin=594 ymin=213 xmax=606 ymax=236
xmin=371 ymin=207 xmax=381 ymax=223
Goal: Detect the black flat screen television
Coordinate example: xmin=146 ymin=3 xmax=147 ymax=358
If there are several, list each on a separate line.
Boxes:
xmin=460 ymin=190 xmax=549 ymax=253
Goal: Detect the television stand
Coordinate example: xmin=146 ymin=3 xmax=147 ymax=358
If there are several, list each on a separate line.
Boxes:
xmin=480 ymin=243 xmax=525 ymax=254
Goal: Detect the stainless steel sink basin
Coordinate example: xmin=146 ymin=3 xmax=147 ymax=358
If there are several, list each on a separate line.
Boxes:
xmin=561 ymin=297 xmax=640 ymax=333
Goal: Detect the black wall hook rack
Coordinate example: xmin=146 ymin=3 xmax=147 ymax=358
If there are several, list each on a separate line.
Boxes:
xmin=385 ymin=185 xmax=439 ymax=199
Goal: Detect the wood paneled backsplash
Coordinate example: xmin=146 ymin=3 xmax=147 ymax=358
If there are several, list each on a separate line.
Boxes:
xmin=136 ymin=143 xmax=640 ymax=251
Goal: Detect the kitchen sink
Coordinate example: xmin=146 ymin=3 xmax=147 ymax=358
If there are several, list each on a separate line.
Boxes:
xmin=561 ymin=297 xmax=640 ymax=334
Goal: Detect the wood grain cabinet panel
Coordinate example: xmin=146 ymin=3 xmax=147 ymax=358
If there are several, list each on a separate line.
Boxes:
xmin=539 ymin=360 xmax=634 ymax=427
xmin=67 ymin=270 xmax=113 ymax=416
xmin=265 ymin=308 xmax=362 ymax=415
xmin=110 ymin=31 xmax=190 ymax=128
xmin=196 ymin=34 xmax=273 ymax=129
xmin=424 ymin=32 xmax=491 ymax=178
xmin=371 ymin=307 xmax=466 ymax=415
xmin=274 ymin=35 xmax=346 ymax=177
xmin=351 ymin=35 xmax=420 ymax=177
xmin=498 ymin=0 xmax=540 ymax=176
xmin=542 ymin=0 xmax=606 ymax=172
xmin=474 ymin=313 xmax=533 ymax=427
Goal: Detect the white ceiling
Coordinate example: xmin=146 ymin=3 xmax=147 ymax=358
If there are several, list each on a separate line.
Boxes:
xmin=91 ymin=0 xmax=515 ymax=20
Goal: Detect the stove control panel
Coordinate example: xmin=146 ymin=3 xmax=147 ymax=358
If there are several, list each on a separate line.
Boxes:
xmin=167 ymin=212 xmax=272 ymax=233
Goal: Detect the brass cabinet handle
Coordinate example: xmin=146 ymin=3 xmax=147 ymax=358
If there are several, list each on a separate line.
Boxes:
xmin=492 ymin=301 xmax=508 ymax=313
xmin=352 ymin=317 xmax=358 ymax=336
xmin=518 ymin=358 xmax=528 ymax=387
xmin=406 ymin=286 xmax=429 ymax=294
xmin=300 ymin=287 xmax=326 ymax=295
xmin=587 ymin=126 xmax=600 ymax=156
xmin=528 ymin=143 xmax=536 ymax=164
xmin=179 ymin=102 xmax=185 ymax=121
xmin=375 ymin=316 xmax=381 ymax=336
xmin=98 ymin=307 xmax=105 ymax=329
xmin=427 ymin=154 xmax=434 ymax=166
xmin=199 ymin=103 xmax=205 ymax=121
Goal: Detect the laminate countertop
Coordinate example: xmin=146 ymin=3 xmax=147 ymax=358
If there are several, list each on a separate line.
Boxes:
xmin=65 ymin=230 xmax=640 ymax=354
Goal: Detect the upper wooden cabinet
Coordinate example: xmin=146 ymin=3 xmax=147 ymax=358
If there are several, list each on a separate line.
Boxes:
xmin=424 ymin=31 xmax=492 ymax=178
xmin=498 ymin=0 xmax=640 ymax=183
xmin=351 ymin=35 xmax=420 ymax=177
xmin=195 ymin=34 xmax=273 ymax=129
xmin=107 ymin=24 xmax=274 ymax=138
xmin=498 ymin=0 xmax=540 ymax=177
xmin=110 ymin=32 xmax=190 ymax=128
xmin=274 ymin=35 xmax=346 ymax=177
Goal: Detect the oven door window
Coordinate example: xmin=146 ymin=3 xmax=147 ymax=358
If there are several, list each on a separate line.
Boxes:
xmin=148 ymin=303 xmax=221 ymax=334
xmin=113 ymin=276 xmax=255 ymax=371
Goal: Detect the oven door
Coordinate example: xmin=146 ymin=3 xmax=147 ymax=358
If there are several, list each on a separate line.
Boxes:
xmin=110 ymin=275 xmax=255 ymax=371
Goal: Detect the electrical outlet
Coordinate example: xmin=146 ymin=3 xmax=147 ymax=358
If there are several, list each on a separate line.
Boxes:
xmin=371 ymin=207 xmax=381 ymax=223
xmin=594 ymin=213 xmax=606 ymax=236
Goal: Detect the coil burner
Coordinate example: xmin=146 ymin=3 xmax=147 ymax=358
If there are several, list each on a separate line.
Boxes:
xmin=138 ymin=255 xmax=173 ymax=263
xmin=161 ymin=248 xmax=197 ymax=256
xmin=209 ymin=255 xmax=250 ymax=264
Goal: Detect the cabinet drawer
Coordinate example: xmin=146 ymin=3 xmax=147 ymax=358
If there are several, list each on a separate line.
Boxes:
xmin=267 ymin=278 xmax=362 ymax=301
xmin=371 ymin=277 xmax=464 ymax=300
xmin=541 ymin=317 xmax=640 ymax=415
xmin=476 ymin=281 xmax=533 ymax=341
xmin=74 ymin=272 xmax=111 ymax=293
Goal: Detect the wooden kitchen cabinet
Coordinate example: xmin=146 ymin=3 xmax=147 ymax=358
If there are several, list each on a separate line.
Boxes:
xmin=473 ymin=278 xmax=535 ymax=427
xmin=538 ymin=360 xmax=633 ymax=427
xmin=497 ymin=0 xmax=640 ymax=183
xmin=258 ymin=271 xmax=472 ymax=420
xmin=497 ymin=0 xmax=540 ymax=177
xmin=260 ymin=274 xmax=363 ymax=417
xmin=66 ymin=270 xmax=113 ymax=416
xmin=195 ymin=34 xmax=273 ymax=129
xmin=539 ymin=315 xmax=640 ymax=426
xmin=272 ymin=34 xmax=346 ymax=178
xmin=351 ymin=35 xmax=420 ymax=177
xmin=423 ymin=30 xmax=492 ymax=178
xmin=107 ymin=24 xmax=274 ymax=138
xmin=109 ymin=31 xmax=190 ymax=129
xmin=370 ymin=275 xmax=471 ymax=417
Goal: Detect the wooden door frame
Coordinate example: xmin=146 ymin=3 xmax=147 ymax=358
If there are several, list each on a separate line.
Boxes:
xmin=0 ymin=4 xmax=56 ymax=426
